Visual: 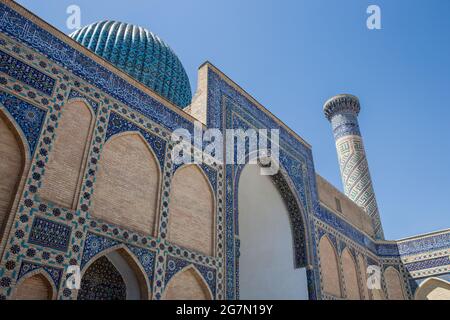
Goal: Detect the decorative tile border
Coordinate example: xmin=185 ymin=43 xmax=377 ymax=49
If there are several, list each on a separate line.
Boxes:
xmin=0 ymin=48 xmax=55 ymax=95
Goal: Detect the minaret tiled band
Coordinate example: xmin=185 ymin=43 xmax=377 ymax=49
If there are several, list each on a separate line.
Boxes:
xmin=324 ymin=94 xmax=384 ymax=239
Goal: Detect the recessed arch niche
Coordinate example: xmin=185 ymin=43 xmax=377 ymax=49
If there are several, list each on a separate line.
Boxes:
xmin=237 ymin=163 xmax=309 ymax=299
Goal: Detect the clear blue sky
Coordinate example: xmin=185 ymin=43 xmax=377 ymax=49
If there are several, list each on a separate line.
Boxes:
xmin=16 ymin=0 xmax=450 ymax=240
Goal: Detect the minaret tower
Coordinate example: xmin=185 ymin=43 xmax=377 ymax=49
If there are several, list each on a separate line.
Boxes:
xmin=323 ymin=94 xmax=384 ymax=239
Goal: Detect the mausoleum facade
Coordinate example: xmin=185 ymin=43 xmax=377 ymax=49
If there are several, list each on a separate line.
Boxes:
xmin=0 ymin=0 xmax=448 ymax=300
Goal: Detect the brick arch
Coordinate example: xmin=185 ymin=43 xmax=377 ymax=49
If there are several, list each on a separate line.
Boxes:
xmin=92 ymin=131 xmax=161 ymax=236
xmin=79 ymin=245 xmax=150 ymax=300
xmin=40 ymin=100 xmax=95 ymax=209
xmin=163 ymin=265 xmax=212 ymax=300
xmin=167 ymin=164 xmax=215 ymax=256
xmin=12 ymin=270 xmax=56 ymax=300
xmin=318 ymin=234 xmax=342 ymax=298
xmin=0 ymin=108 xmax=30 ymax=250
xmin=341 ymin=247 xmax=360 ymax=299
xmin=415 ymin=277 xmax=450 ymax=300
xmin=384 ymin=266 xmax=405 ymax=300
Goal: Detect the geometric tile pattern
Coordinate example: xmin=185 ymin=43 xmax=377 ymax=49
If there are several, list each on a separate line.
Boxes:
xmin=126 ymin=245 xmax=156 ymax=286
xmin=17 ymin=260 xmax=64 ymax=289
xmin=70 ymin=21 xmax=192 ymax=108
xmin=28 ymin=216 xmax=72 ymax=252
xmin=0 ymin=90 xmax=46 ymax=156
xmin=404 ymin=256 xmax=450 ymax=272
xmin=0 ymin=48 xmax=55 ymax=95
xmin=67 ymin=89 xmax=99 ymax=113
xmin=80 ymin=232 xmax=120 ymax=270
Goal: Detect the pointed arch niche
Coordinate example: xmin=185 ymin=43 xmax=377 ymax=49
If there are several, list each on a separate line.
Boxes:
xmin=0 ymin=109 xmax=28 ymax=246
xmin=357 ymin=254 xmax=370 ymax=300
xmin=163 ymin=265 xmax=212 ymax=300
xmin=167 ymin=164 xmax=215 ymax=256
xmin=237 ymin=163 xmax=309 ymax=299
xmin=384 ymin=267 xmax=405 ymax=300
xmin=78 ymin=247 xmax=149 ymax=300
xmin=318 ymin=235 xmax=342 ymax=298
xmin=13 ymin=271 xmax=56 ymax=300
xmin=341 ymin=247 xmax=361 ymax=299
xmin=92 ymin=132 xmax=160 ymax=236
xmin=40 ymin=100 xmax=94 ymax=209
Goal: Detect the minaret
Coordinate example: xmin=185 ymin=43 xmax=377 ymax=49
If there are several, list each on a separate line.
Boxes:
xmin=323 ymin=94 xmax=384 ymax=239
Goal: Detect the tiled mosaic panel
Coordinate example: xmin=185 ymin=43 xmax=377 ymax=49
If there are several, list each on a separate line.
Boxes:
xmin=398 ymin=233 xmax=450 ymax=256
xmin=28 ymin=216 xmax=72 ymax=252
xmin=0 ymin=90 xmax=46 ymax=156
xmin=0 ymin=48 xmax=55 ymax=95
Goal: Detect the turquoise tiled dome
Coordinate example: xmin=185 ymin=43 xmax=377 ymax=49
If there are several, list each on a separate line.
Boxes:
xmin=70 ymin=21 xmax=192 ymax=108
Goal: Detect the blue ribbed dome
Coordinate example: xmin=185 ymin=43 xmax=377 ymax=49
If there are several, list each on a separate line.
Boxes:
xmin=70 ymin=21 xmax=192 ymax=108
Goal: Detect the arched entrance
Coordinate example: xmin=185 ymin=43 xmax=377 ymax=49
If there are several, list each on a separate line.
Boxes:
xmin=78 ymin=248 xmax=149 ymax=300
xmin=237 ymin=164 xmax=309 ymax=299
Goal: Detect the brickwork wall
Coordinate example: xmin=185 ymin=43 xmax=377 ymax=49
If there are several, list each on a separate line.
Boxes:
xmin=167 ymin=165 xmax=214 ymax=256
xmin=384 ymin=267 xmax=405 ymax=300
xmin=356 ymin=254 xmax=370 ymax=300
xmin=40 ymin=101 xmax=93 ymax=209
xmin=92 ymin=133 xmax=160 ymax=236
xmin=13 ymin=274 xmax=52 ymax=300
xmin=163 ymin=267 xmax=212 ymax=300
xmin=318 ymin=236 xmax=342 ymax=298
xmin=341 ymin=248 xmax=360 ymax=299
xmin=316 ymin=175 xmax=374 ymax=237
xmin=0 ymin=113 xmax=23 ymax=237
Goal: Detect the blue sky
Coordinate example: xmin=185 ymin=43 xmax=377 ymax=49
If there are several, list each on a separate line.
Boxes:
xmin=16 ymin=0 xmax=450 ymax=240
